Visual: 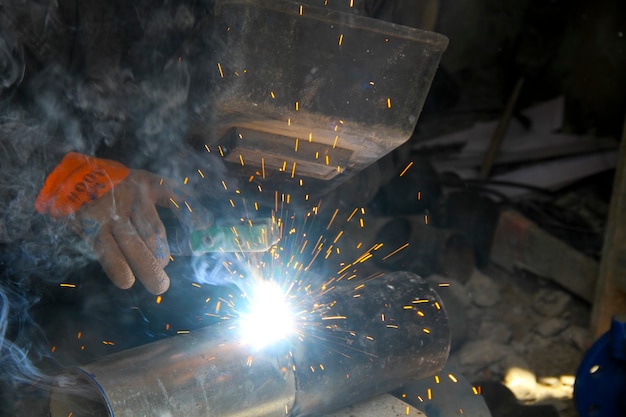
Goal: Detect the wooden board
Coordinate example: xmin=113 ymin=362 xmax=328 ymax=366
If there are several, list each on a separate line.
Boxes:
xmin=590 ymin=115 xmax=626 ymax=337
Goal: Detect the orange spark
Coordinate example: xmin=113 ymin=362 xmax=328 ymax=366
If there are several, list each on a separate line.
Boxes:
xmin=326 ymin=208 xmax=339 ymax=229
xmin=321 ymin=315 xmax=347 ymax=320
xmin=399 ymin=161 xmax=413 ymax=177
xmin=382 ymin=243 xmax=409 ymax=260
xmin=347 ymin=207 xmax=359 ymax=222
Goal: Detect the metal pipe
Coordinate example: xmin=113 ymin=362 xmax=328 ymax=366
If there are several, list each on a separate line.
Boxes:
xmin=50 ymin=271 xmax=449 ymax=417
xmin=292 ymin=271 xmax=450 ymax=416
xmin=50 ymin=324 xmax=296 ymax=417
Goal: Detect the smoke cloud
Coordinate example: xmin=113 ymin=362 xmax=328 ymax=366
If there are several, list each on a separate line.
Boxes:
xmin=0 ymin=1 xmax=232 ymax=415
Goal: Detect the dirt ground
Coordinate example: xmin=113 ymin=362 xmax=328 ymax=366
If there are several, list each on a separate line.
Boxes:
xmin=446 ymin=263 xmax=591 ymax=417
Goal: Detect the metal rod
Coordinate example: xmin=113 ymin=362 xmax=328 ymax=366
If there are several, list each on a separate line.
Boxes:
xmin=479 ymin=77 xmax=525 ymax=180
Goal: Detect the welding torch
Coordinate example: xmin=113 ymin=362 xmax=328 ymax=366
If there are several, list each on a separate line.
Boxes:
xmin=165 ymin=211 xmax=280 ymax=255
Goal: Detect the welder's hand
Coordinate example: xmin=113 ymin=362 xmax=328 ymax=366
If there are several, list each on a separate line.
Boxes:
xmin=35 ymin=152 xmax=212 ymax=294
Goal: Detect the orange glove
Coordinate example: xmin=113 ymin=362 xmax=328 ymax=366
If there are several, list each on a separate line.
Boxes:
xmin=36 ymin=152 xmax=208 ymax=294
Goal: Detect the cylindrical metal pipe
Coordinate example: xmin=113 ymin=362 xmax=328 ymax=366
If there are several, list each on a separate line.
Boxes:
xmin=50 ymin=324 xmax=296 ymax=417
xmin=50 ymin=271 xmax=449 ymax=417
xmin=292 ymin=271 xmax=450 ymax=416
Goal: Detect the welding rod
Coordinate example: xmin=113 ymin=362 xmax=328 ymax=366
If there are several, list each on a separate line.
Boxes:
xmin=49 ymin=271 xmax=450 ymax=417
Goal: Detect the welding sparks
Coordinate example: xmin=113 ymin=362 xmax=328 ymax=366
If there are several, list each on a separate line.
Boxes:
xmin=347 ymin=208 xmax=358 ymax=222
xmin=169 ymin=163 xmax=449 ymax=395
xmin=399 ymin=161 xmax=413 ymax=177
xmin=382 ymin=243 xmax=409 ymax=260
